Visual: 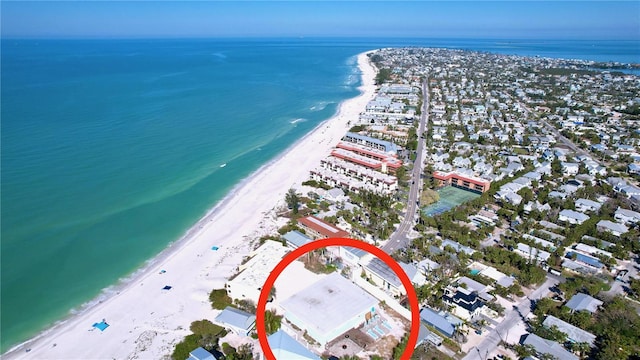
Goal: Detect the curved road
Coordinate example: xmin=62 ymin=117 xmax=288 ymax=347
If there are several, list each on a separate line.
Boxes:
xmin=382 ymin=79 xmax=429 ymax=254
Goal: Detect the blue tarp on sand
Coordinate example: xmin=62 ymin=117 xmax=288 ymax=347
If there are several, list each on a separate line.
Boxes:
xmin=93 ymin=321 xmax=109 ymax=331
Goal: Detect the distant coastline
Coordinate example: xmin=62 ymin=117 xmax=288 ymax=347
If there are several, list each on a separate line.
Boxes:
xmin=3 ymin=37 xmax=639 ymax=64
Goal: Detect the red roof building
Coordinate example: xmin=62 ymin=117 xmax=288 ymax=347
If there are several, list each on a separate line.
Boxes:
xmin=297 ymin=215 xmax=349 ymax=240
xmin=433 ymin=171 xmax=491 ymax=193
xmin=331 ymin=141 xmax=402 ymax=174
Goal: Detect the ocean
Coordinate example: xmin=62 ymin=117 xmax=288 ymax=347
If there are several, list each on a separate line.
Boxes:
xmin=1 ymin=37 xmax=638 ymax=352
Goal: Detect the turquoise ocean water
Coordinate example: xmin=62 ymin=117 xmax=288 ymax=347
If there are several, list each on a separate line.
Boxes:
xmin=1 ymin=38 xmax=638 ymax=351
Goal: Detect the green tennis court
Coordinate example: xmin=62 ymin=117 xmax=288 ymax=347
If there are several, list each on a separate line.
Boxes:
xmin=422 ymin=186 xmax=480 ymax=217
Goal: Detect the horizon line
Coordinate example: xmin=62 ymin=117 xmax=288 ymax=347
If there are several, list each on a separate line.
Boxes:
xmin=3 ymin=35 xmax=639 ymax=41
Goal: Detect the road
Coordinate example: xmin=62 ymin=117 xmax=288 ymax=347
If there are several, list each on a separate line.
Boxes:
xmin=602 ymin=254 xmax=639 ymax=299
xmin=382 ymin=79 xmax=429 ymax=254
xmin=462 ymin=276 xmax=559 ymax=360
xmin=521 ymin=104 xmax=604 ymax=167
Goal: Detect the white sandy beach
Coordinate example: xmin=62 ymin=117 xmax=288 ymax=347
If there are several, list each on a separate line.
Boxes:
xmin=4 ymin=51 xmax=378 ymax=360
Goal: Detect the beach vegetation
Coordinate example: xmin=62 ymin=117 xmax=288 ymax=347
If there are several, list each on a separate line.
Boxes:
xmin=259 ymin=234 xmax=281 ymax=245
xmin=222 ymin=343 xmax=253 ymax=360
xmin=172 ymin=334 xmax=204 ymax=360
xmin=172 ymin=320 xmax=227 ymax=360
xmin=302 ymin=179 xmax=331 ymax=190
xmin=234 ymin=299 xmax=256 ymax=313
xmin=208 ymin=289 xmax=232 ymax=310
xmin=375 ymin=68 xmax=392 ymax=85
xmin=285 ymin=188 xmax=301 ymax=214
xmin=189 ymin=320 xmax=226 ymax=338
xmin=277 ymin=220 xmax=304 ymax=235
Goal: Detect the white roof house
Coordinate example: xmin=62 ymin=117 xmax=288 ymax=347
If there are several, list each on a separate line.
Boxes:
xmin=522 ymin=334 xmax=579 ymax=360
xmin=543 ymin=315 xmax=596 ymax=346
xmin=575 ymin=198 xmax=602 ymax=213
xmin=596 ymin=220 xmax=629 ymax=237
xmin=614 ymin=207 xmax=640 ymax=225
xmin=400 ymin=262 xmax=428 ymax=286
xmin=558 ymin=209 xmax=589 ymax=225
xmin=561 ymin=162 xmax=580 ymax=176
xmin=514 ymin=243 xmax=550 ymax=263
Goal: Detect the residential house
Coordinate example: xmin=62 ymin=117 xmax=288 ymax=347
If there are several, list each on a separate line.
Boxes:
xmin=596 ymin=220 xmax=629 ymax=237
xmin=565 ymin=251 xmax=604 ymax=272
xmin=297 ymin=215 xmax=349 ymax=240
xmin=523 ymin=201 xmax=551 ymax=214
xmin=330 ymin=246 xmax=368 ymax=268
xmin=282 ymin=230 xmax=312 ymax=249
xmin=522 ymin=334 xmax=579 ymax=360
xmin=542 ymin=315 xmax=596 ymax=347
xmin=442 ymin=285 xmax=485 ymax=320
xmin=419 ymin=308 xmax=461 ymax=338
xmin=558 ymin=209 xmax=589 ymax=225
xmin=214 ymin=307 xmax=256 ymax=336
xmin=514 ymin=243 xmax=550 ymax=265
xmin=363 ymin=257 xmax=405 ymax=297
xmin=441 ymin=239 xmax=477 ymax=256
xmin=614 ymin=207 xmax=640 ymax=225
xmin=575 ymin=198 xmax=603 ymax=213
xmin=498 ymin=191 xmax=523 ymax=206
xmin=324 ymin=188 xmax=346 ymax=203
xmin=416 ymin=258 xmax=441 ymax=273
xmin=189 ymin=347 xmax=218 ymax=360
xmin=574 ymin=243 xmax=613 ymax=259
xmin=452 ymin=156 xmax=472 ymax=168
xmin=561 ymin=162 xmax=580 ymax=176
xmin=400 ymin=262 xmax=428 ymax=286
xmin=564 ymin=293 xmax=603 ymax=314
xmin=266 ymin=330 xmax=321 ymax=360
xmin=608 ymin=177 xmax=640 ymax=198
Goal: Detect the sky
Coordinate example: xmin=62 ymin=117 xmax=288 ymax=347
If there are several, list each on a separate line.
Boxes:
xmin=1 ymin=1 xmax=639 ymax=40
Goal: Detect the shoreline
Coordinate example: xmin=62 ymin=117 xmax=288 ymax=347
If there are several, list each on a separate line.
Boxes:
xmin=3 ymin=50 xmax=379 ymax=359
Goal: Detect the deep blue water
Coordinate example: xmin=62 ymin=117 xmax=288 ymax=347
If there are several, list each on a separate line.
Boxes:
xmin=1 ymin=37 xmax=637 ymax=352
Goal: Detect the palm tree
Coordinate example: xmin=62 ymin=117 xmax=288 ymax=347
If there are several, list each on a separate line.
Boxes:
xmin=285 ymin=188 xmax=300 ymax=214
xmin=570 ymin=342 xmax=591 ymax=359
xmin=264 ymin=310 xmax=282 ymax=335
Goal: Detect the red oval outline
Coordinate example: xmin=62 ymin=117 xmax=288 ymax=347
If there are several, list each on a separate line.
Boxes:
xmin=256 ymin=237 xmax=419 ymax=360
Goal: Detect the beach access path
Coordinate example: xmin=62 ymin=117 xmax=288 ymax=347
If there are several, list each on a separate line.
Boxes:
xmin=4 ymin=51 xmax=378 ymax=360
